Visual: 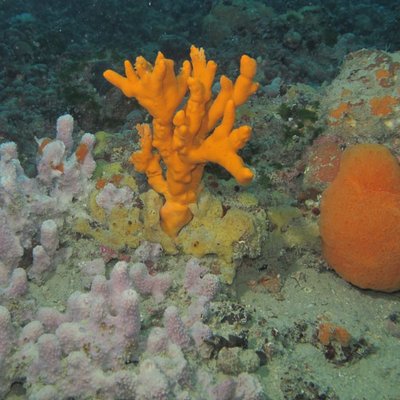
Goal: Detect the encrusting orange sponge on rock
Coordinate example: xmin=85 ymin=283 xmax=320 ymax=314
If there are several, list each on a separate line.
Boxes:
xmin=320 ymin=143 xmax=400 ymax=292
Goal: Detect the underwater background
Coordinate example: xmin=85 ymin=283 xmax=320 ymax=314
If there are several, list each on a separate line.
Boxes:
xmin=1 ymin=1 xmax=400 ymax=399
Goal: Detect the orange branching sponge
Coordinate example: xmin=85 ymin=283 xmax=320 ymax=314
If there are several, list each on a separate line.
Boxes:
xmin=104 ymin=46 xmax=258 ymax=237
xmin=320 ymin=144 xmax=400 ymax=292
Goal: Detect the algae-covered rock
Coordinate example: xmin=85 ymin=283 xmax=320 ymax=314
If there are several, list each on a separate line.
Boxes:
xmin=217 ymin=347 xmax=260 ymax=375
xmin=267 ymin=205 xmax=319 ymax=251
xmin=321 ymin=49 xmax=400 ymax=142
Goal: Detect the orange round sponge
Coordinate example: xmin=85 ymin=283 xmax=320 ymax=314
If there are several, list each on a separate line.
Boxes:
xmin=319 ymin=143 xmax=400 ymax=292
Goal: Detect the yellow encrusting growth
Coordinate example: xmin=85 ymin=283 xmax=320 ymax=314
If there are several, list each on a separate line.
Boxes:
xmin=104 ymin=46 xmax=258 ymax=237
xmin=74 ymin=188 xmax=142 ymax=250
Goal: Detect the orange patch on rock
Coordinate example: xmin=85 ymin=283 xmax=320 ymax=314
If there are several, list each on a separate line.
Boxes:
xmin=329 ymin=102 xmax=351 ymax=120
xmin=318 ymin=322 xmax=351 ymax=347
xmin=375 ymin=69 xmax=394 ymax=87
xmin=369 ymin=95 xmax=398 ymax=116
xmin=110 ymin=174 xmax=123 ymax=186
xmin=96 ymin=178 xmax=107 ymax=189
xmin=375 ymin=69 xmax=391 ymax=80
xmin=320 ymin=144 xmax=400 ymax=292
xmin=303 ymin=136 xmax=342 ymax=189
